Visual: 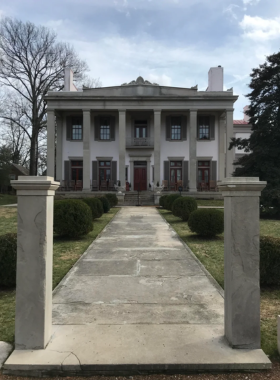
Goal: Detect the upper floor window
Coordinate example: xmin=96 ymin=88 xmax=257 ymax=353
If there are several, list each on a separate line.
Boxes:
xmin=197 ymin=116 xmax=215 ymax=140
xmin=171 ymin=117 xmax=181 ymax=140
xmin=66 ymin=116 xmax=83 ymax=141
xmin=166 ymin=115 xmax=187 ymax=141
xmin=198 ymin=117 xmax=210 ymax=140
xmin=100 ymin=118 xmax=111 ymax=140
xmin=94 ymin=116 xmax=115 ymax=141
xmin=72 ymin=124 xmax=82 ymax=140
xmin=135 ymin=120 xmax=147 ymax=138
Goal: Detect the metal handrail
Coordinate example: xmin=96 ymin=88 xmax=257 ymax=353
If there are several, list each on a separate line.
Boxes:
xmin=126 ymin=137 xmax=154 ymax=147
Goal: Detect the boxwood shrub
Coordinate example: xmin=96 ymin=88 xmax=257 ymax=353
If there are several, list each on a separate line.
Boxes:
xmin=98 ymin=196 xmax=110 ymax=213
xmin=172 ymin=196 xmax=197 ymax=221
xmin=188 ymin=209 xmax=224 ymax=237
xmin=105 ymin=193 xmax=118 ymax=207
xmin=0 ymin=233 xmax=17 ymax=287
xmin=83 ymin=197 xmax=103 ymax=220
xmin=159 ymin=195 xmax=169 ymax=209
xmin=54 ymin=200 xmax=93 ymax=238
xmin=260 ymin=236 xmax=280 ymax=286
xmin=165 ymin=194 xmax=181 ymax=211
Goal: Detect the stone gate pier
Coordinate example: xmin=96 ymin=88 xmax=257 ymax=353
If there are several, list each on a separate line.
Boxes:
xmin=3 ymin=176 xmax=271 ymax=376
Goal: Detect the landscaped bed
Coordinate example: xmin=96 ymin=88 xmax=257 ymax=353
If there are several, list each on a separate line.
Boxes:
xmin=159 ymin=208 xmax=280 ymax=360
xmin=0 ymin=206 xmax=119 ymax=344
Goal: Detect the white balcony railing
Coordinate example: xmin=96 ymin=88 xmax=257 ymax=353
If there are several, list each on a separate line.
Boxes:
xmin=126 ymin=137 xmax=154 ymax=147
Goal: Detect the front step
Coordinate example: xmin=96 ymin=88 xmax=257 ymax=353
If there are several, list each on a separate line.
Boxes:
xmin=124 ymin=191 xmax=155 ymax=205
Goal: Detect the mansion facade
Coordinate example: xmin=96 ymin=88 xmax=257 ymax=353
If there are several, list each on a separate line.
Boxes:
xmin=46 ymin=67 xmax=250 ymax=192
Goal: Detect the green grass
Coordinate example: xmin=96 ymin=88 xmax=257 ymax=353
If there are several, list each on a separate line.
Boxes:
xmin=196 ymin=199 xmax=224 ymax=207
xmin=0 ymin=194 xmax=17 ymax=206
xmin=159 ymin=208 xmax=280 ymax=359
xmin=0 ymin=207 xmax=119 ymax=344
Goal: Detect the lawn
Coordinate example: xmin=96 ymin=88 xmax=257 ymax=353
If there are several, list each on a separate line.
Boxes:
xmin=159 ymin=209 xmax=280 ymax=360
xmin=0 ymin=207 xmax=119 ymax=344
xmin=0 ymin=194 xmax=17 ymax=206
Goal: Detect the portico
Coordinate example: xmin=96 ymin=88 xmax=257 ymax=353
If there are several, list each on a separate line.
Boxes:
xmin=46 ymin=68 xmax=237 ymax=192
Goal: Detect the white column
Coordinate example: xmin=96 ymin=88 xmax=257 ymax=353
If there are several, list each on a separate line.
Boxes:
xmin=218 ymin=113 xmax=226 ymax=181
xmin=56 ymin=115 xmax=63 ymax=181
xmin=189 ymin=110 xmax=197 ymax=192
xmin=119 ymin=110 xmax=126 ymax=187
xmin=219 ymin=177 xmax=266 ymax=349
xmin=47 ymin=110 xmax=55 ymax=177
xmin=226 ymin=109 xmax=234 ymax=177
xmin=154 ymin=110 xmax=161 ymax=186
xmin=83 ymin=110 xmax=91 ymax=191
xmin=11 ymin=176 xmax=59 ymax=349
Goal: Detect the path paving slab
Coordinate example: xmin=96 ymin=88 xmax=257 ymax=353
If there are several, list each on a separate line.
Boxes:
xmin=4 ymin=207 xmax=271 ymax=376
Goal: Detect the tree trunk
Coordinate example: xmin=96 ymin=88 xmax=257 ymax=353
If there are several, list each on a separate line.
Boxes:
xmin=29 ymin=132 xmax=38 ymax=176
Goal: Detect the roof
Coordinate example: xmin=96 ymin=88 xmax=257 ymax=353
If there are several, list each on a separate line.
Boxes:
xmin=11 ymin=163 xmax=29 ymax=175
xmin=233 ymin=120 xmax=249 ymax=125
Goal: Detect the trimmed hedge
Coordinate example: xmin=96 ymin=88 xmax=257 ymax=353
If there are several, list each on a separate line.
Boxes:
xmin=0 ymin=233 xmax=17 ymax=287
xmin=165 ymin=194 xmax=181 ymax=211
xmin=98 ymin=196 xmax=110 ymax=213
xmin=188 ymin=209 xmax=224 ymax=237
xmin=83 ymin=198 xmax=103 ymax=220
xmin=54 ymin=200 xmax=93 ymax=238
xmin=260 ymin=236 xmax=280 ymax=286
xmin=159 ymin=195 xmax=169 ymax=209
xmin=105 ymin=193 xmax=118 ymax=208
xmin=172 ymin=196 xmax=197 ymax=221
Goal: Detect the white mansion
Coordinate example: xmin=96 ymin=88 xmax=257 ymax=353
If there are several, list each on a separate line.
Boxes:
xmin=46 ymin=67 xmax=250 ymax=192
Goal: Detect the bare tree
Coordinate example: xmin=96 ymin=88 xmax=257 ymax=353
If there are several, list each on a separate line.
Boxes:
xmin=0 ymin=18 xmax=90 ymax=175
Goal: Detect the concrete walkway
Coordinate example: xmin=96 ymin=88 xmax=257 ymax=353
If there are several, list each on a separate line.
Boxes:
xmin=4 ymin=207 xmax=270 ymax=376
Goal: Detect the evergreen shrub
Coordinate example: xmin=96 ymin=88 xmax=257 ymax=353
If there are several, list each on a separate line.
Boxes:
xmin=54 ymin=200 xmax=93 ymax=238
xmin=0 ymin=233 xmax=17 ymax=287
xmin=159 ymin=195 xmax=169 ymax=209
xmin=98 ymin=196 xmax=110 ymax=213
xmin=165 ymin=194 xmax=181 ymax=211
xmin=105 ymin=193 xmax=118 ymax=207
xmin=172 ymin=196 xmax=197 ymax=221
xmin=260 ymin=236 xmax=280 ymax=286
xmin=188 ymin=209 xmax=224 ymax=237
xmin=83 ymin=197 xmax=103 ymax=219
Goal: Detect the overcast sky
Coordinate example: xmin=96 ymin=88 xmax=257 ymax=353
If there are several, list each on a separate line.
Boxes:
xmin=1 ymin=0 xmax=279 ymax=118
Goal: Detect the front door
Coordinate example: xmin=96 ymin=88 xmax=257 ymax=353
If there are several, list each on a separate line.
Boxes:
xmin=134 ymin=167 xmax=147 ymax=191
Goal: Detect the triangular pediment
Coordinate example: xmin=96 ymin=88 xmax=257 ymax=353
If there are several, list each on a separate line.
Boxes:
xmin=83 ymin=77 xmax=197 ymax=97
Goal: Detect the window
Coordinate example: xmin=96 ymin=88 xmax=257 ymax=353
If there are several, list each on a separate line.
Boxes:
xmin=135 ymin=120 xmax=147 ymax=138
xmin=71 ymin=161 xmax=83 ymax=181
xmin=100 ymin=118 xmax=110 ymax=140
xmin=198 ymin=116 xmax=210 ymax=140
xmin=72 ymin=117 xmax=82 ymax=140
xmin=171 ymin=117 xmax=181 ymax=140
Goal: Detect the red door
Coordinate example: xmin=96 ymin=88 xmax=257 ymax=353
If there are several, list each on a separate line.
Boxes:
xmin=134 ymin=168 xmax=147 ymax=191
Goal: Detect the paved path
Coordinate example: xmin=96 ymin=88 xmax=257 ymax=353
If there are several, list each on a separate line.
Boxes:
xmin=4 ymin=207 xmax=270 ymax=376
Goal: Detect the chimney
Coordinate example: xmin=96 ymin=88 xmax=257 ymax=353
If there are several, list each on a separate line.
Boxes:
xmin=243 ymin=105 xmax=250 ymax=122
xmin=207 ymin=66 xmax=223 ymax=91
xmin=64 ymin=67 xmax=77 ymax=92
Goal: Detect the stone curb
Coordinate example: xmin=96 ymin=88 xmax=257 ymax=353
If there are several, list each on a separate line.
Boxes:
xmin=0 ymin=342 xmax=13 ymax=370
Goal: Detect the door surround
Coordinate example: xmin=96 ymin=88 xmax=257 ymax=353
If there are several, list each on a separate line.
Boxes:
xmin=129 ymin=154 xmax=151 ymax=191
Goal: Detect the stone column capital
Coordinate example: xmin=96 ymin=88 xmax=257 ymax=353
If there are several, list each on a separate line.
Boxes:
xmin=218 ymin=177 xmax=267 ymax=197
xmin=11 ymin=176 xmax=59 ymax=195
xmin=82 ymin=109 xmax=91 ymax=114
xmin=189 ymin=109 xmax=198 ymax=113
xmin=119 ymin=109 xmax=126 ymax=114
xmin=153 ymin=109 xmax=161 ymax=114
